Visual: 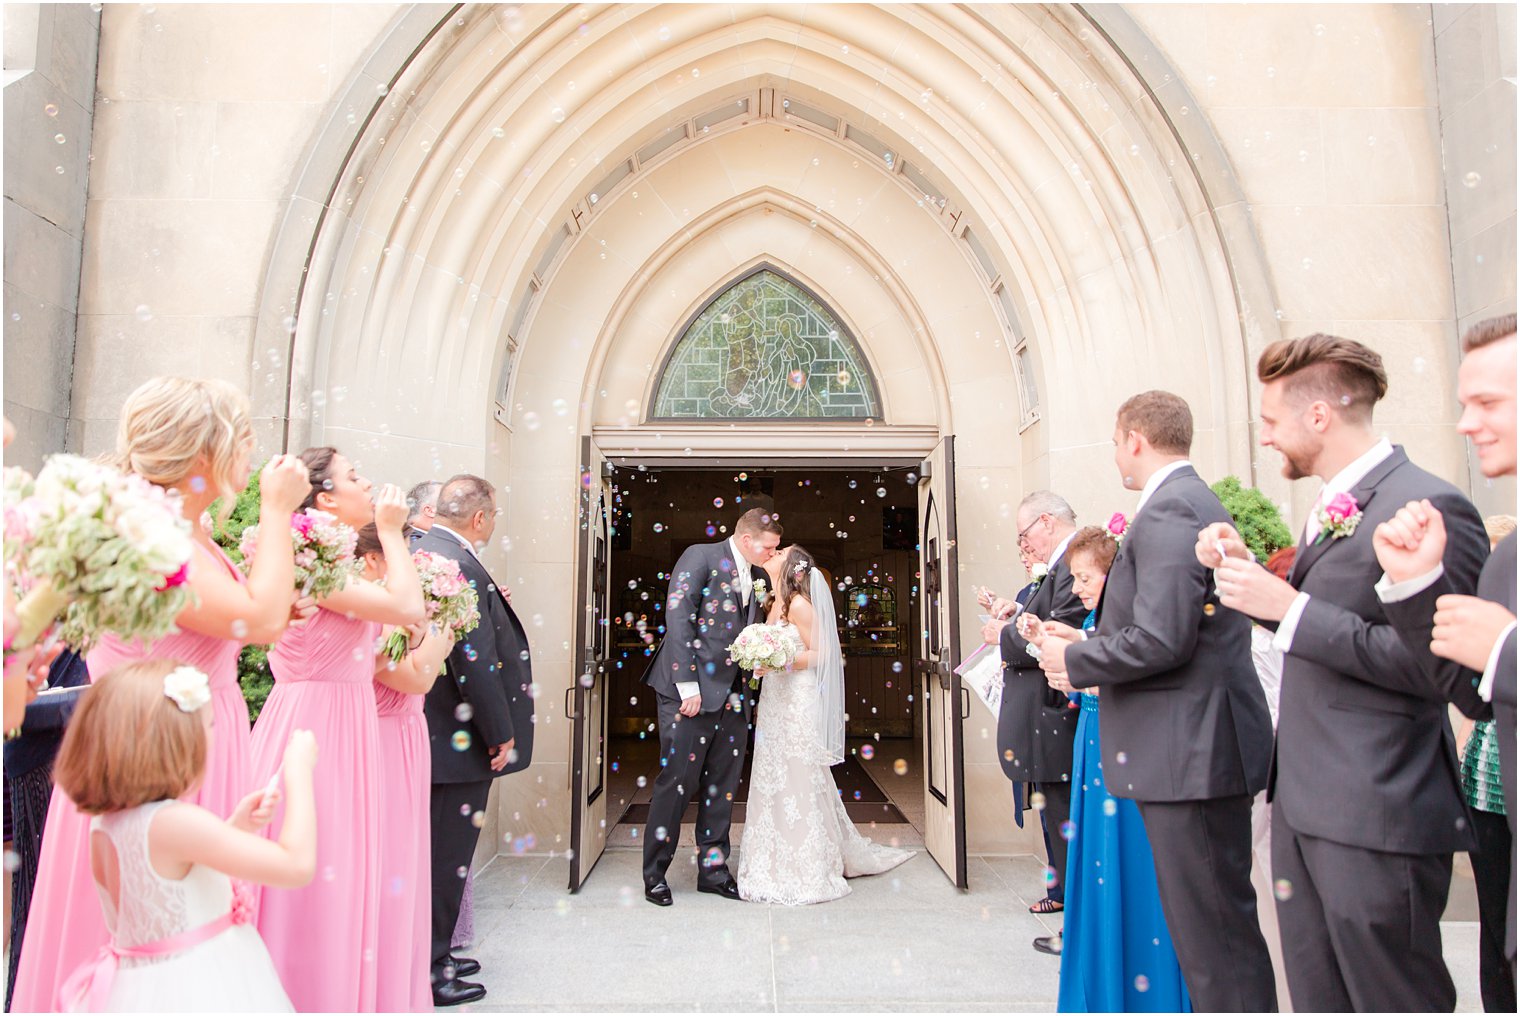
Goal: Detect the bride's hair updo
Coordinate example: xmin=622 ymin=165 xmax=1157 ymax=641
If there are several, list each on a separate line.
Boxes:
xmin=776 ymin=545 xmax=816 ymax=623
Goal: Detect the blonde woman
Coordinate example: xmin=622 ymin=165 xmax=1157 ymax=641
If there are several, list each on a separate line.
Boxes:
xmin=12 ymin=377 xmax=312 ymax=1012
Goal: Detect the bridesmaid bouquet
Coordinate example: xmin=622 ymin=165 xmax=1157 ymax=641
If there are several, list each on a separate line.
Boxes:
xmin=237 ymin=508 xmax=358 ymax=599
xmin=380 ymin=550 xmax=480 ymax=663
xmin=3 ymin=455 xmax=194 ymax=652
xmin=728 ymin=622 xmax=804 ymax=690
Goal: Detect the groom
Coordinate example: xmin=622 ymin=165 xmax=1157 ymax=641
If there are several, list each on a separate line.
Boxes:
xmin=642 ymin=506 xmax=783 ymax=905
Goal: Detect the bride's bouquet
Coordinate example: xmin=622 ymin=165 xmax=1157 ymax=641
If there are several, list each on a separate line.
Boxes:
xmin=237 ymin=508 xmax=358 ymax=599
xmin=728 ymin=622 xmax=804 ymax=690
xmin=3 ymin=455 xmax=195 ymax=651
xmin=381 ymin=550 xmax=480 ymax=663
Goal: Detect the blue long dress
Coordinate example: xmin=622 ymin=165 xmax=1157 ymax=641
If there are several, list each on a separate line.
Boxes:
xmin=1057 ymin=611 xmax=1191 ymax=1013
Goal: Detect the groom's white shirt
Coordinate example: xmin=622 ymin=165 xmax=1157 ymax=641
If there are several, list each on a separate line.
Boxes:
xmin=675 ymin=537 xmax=751 ymax=702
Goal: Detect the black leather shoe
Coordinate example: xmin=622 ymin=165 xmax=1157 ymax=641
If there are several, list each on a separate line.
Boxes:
xmin=432 ymin=978 xmax=486 ymax=1007
xmin=1032 ymin=934 xmax=1062 ymax=956
xmin=698 ymin=877 xmax=741 ymax=900
xmin=448 ymin=955 xmax=481 ymax=978
xmin=645 ymin=881 xmax=673 ymax=906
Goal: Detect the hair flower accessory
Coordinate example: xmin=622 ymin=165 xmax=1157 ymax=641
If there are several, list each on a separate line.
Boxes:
xmin=163 ymin=665 xmax=212 ymax=713
xmin=1313 ymin=492 xmax=1362 ymax=544
xmin=1107 ymin=512 xmax=1128 ymax=543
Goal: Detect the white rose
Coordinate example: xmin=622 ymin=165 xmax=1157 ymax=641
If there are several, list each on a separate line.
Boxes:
xmin=1031 ymin=562 xmax=1049 ymax=581
xmin=163 ymin=666 xmax=212 ymax=713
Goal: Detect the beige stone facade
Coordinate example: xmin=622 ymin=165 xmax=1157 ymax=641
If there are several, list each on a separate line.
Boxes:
xmin=3 ymin=4 xmax=1514 ymax=868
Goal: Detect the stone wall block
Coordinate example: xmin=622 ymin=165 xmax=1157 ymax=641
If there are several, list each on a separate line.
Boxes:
xmin=3 ymin=70 xmax=93 ymax=238
xmin=1435 ymin=4 xmax=1496 ymax=113
xmin=0 ymin=401 xmax=69 ymax=474
xmin=1452 ymin=211 xmax=1518 ymax=321
xmin=2 ymin=280 xmax=75 ymax=418
xmin=1323 ymin=106 xmax=1444 ymax=206
xmin=1440 ymin=80 xmax=1518 ymax=240
xmin=49 ymin=2 xmax=102 ymax=113
xmin=86 ymin=99 xmax=216 ymax=200
xmin=3 ymin=199 xmax=83 ymax=311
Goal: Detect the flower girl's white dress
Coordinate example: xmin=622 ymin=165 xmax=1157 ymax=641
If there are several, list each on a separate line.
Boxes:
xmin=61 ymin=800 xmax=293 ymax=1012
xmin=738 ymin=622 xmax=915 ymax=905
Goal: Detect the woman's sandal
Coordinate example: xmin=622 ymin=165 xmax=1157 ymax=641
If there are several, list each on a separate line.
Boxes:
xmin=1029 ymin=897 xmax=1064 ymax=914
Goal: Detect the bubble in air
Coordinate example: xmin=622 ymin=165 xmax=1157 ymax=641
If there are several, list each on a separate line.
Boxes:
xmin=135 ymin=304 xmax=153 ymax=322
xmin=893 ymin=758 xmax=909 ymax=776
xmin=451 ymin=730 xmax=472 ymax=751
xmin=454 ymin=703 xmax=474 ymax=723
xmin=1273 ymin=878 xmax=1293 ymax=901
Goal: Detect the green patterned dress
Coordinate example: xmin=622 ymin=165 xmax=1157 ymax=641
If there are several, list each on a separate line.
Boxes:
xmin=1462 ymin=720 xmax=1506 ymax=815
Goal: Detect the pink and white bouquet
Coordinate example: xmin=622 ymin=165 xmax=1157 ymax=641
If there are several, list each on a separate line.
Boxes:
xmin=382 ymin=550 xmax=480 ymax=663
xmin=3 ymin=455 xmax=194 ymax=652
xmin=238 ymin=508 xmax=358 ymax=599
xmin=728 ymin=622 xmax=804 ymax=690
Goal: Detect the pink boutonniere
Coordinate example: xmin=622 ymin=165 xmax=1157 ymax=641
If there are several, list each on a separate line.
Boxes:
xmin=1106 ymin=512 xmax=1128 ymax=543
xmin=1314 ymin=492 xmax=1362 ymax=544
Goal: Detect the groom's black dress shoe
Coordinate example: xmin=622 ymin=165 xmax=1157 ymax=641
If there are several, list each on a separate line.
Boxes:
xmin=698 ymin=877 xmax=742 ymax=900
xmin=432 ymin=977 xmax=487 ymax=1007
xmin=447 ymin=955 xmax=481 ymax=978
xmin=1032 ymin=933 xmax=1063 ymax=956
xmin=645 ymin=881 xmax=673 ymax=906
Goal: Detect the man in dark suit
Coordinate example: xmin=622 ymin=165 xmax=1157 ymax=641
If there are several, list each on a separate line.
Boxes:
xmin=405 ymin=479 xmax=441 ymax=544
xmin=641 ymin=507 xmax=782 ymax=906
xmin=1202 ymin=334 xmax=1489 ymax=1011
xmin=417 ymin=474 xmax=536 ymax=1006
xmin=994 ymin=491 xmax=1086 ymax=922
xmin=1038 ymin=391 xmax=1277 ymax=1011
xmin=1374 ymin=314 xmax=1517 ymax=1004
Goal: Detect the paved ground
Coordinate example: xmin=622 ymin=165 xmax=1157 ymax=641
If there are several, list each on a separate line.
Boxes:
xmin=449 ymin=843 xmax=1484 ymax=1013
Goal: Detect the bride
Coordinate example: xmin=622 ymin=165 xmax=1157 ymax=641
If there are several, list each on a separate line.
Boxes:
xmin=737 ymin=545 xmax=915 ymax=905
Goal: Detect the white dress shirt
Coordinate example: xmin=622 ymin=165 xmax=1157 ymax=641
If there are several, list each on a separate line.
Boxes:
xmin=675 ymin=537 xmax=754 ymax=701
xmin=1134 ymin=459 xmax=1194 ymax=517
xmin=1275 ymin=438 xmax=1394 ymax=652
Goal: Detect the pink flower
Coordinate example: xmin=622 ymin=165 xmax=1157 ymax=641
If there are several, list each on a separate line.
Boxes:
xmin=1107 ymin=512 xmax=1128 ymax=537
xmin=229 ymin=880 xmax=256 ymax=925
xmin=290 ymin=512 xmax=315 ymax=538
xmin=1324 ymin=492 xmax=1358 ymax=524
xmin=155 ymin=562 xmax=190 ymax=592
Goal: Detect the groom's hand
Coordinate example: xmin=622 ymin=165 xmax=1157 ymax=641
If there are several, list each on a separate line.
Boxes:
xmin=678 ymin=694 xmax=702 ymax=717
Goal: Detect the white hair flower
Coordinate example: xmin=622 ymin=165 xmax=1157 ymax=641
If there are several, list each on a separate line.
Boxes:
xmin=163 ymin=666 xmax=212 ymax=714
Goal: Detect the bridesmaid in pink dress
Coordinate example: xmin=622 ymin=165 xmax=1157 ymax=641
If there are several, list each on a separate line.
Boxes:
xmin=11 ymin=377 xmax=313 ymax=1013
xmin=250 ymin=448 xmax=425 ymax=1013
xmin=355 ymin=523 xmax=457 ymax=1011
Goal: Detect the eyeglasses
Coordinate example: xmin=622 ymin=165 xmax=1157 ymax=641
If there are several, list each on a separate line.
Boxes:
xmin=1016 ymin=514 xmax=1046 ymax=547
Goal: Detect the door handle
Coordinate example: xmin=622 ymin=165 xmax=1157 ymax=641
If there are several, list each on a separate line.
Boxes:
xmin=565 ymin=685 xmax=578 ymax=721
xmin=960 ymin=685 xmax=970 ymax=720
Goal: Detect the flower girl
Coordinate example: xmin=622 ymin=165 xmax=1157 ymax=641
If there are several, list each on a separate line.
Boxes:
xmin=53 ymin=659 xmax=318 ymax=1012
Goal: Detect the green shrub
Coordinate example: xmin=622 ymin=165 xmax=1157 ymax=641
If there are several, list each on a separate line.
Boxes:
xmin=210 ymin=468 xmax=275 ymax=722
xmin=1211 ymin=475 xmax=1294 ymax=563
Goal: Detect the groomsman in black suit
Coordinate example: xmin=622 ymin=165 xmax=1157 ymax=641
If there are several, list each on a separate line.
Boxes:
xmin=418 ymin=475 xmax=536 ymax=1006
xmin=1202 ymin=335 xmax=1489 ymax=1012
xmin=1374 ymin=313 xmax=1517 ymax=1008
xmin=1037 ymin=391 xmax=1277 ymax=1011
xmin=641 ymin=507 xmax=782 ymax=905
xmin=993 ymin=491 xmax=1086 ymax=924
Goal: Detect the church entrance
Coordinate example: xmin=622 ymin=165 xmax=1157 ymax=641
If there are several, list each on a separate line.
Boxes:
xmin=569 ymin=443 xmax=967 ymax=891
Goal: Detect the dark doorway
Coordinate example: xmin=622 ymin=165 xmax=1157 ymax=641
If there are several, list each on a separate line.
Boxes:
xmin=601 ymin=465 xmax=926 ymax=832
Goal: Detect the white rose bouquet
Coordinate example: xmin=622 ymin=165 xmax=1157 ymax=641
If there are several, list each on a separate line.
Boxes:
xmin=3 ymin=454 xmax=195 ymax=652
xmin=238 ymin=508 xmax=358 ymax=599
xmin=728 ymin=622 xmax=805 ymax=690
xmin=382 ymin=550 xmax=480 ymax=663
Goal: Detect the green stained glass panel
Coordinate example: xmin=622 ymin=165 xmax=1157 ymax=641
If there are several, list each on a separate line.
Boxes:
xmin=653 ymin=269 xmax=880 ymax=419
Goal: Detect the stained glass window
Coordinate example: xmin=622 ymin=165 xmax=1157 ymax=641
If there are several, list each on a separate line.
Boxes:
xmin=652 ymin=269 xmax=880 ymax=419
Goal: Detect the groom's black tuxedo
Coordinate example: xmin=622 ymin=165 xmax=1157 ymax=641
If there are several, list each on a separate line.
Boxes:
xmin=1266 ymin=446 xmax=1488 ymax=1011
xmin=1064 ymin=464 xmax=1276 ymax=1012
xmin=641 ymin=540 xmax=767 ymax=890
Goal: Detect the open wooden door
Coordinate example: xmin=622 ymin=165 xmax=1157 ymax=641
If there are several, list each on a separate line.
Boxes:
xmin=917 ymin=436 xmax=967 ymax=888
xmin=568 ymin=438 xmax=613 ymax=891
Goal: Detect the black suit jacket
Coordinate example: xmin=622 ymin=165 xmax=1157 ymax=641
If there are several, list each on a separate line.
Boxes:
xmin=1384 ymin=529 xmax=1515 ymax=951
xmin=1064 ymin=465 xmax=1274 ymax=802
xmin=1269 ymin=448 xmax=1487 ymax=855
xmin=642 ymin=541 xmax=766 ymax=714
xmin=417 ymin=527 xmax=536 ymax=784
xmin=997 ymin=553 xmax=1085 ymax=782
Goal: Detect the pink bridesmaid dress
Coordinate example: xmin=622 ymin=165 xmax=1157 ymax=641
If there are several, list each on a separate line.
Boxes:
xmin=374 ymin=677 xmax=433 ymax=1011
xmin=11 ymin=543 xmax=253 ymax=1012
xmin=250 ymin=606 xmax=382 ymax=1013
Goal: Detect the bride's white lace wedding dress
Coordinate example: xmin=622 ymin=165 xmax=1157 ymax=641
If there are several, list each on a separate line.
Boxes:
xmin=737 ymin=620 xmax=915 ymax=905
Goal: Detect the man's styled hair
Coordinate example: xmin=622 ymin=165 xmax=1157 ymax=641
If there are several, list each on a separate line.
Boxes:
xmin=406 ymin=480 xmax=442 ymax=521
xmin=435 ymin=473 xmax=495 ymax=523
xmin=1256 ymin=334 xmax=1388 ymax=423
xmin=1462 ymin=313 xmax=1517 ymax=354
xmin=55 ymin=658 xmax=208 ymax=815
xmin=734 ymin=506 xmax=784 ymax=538
xmin=1115 ymin=390 xmax=1194 ymax=455
xmin=1018 ymin=490 xmax=1077 ymax=527
xmin=1066 ymin=525 xmax=1118 ymax=574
